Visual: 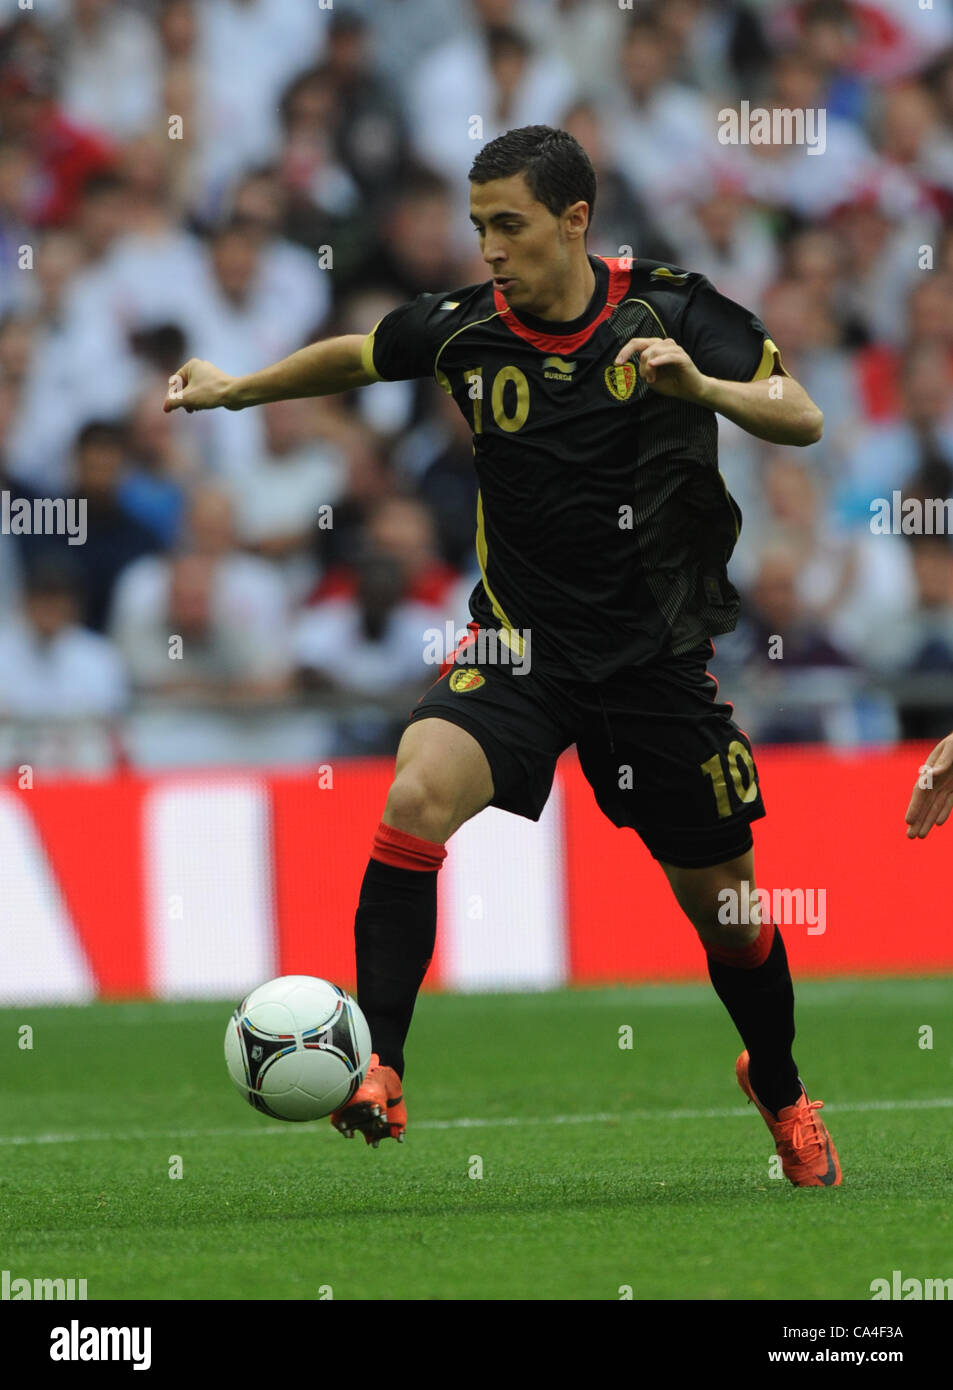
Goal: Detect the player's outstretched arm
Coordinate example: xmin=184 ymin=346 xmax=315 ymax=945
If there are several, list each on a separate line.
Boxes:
xmin=905 ymin=732 xmax=953 ymax=839
xmin=615 ymin=336 xmax=823 ymax=446
xmin=163 ymin=334 xmax=375 ymax=414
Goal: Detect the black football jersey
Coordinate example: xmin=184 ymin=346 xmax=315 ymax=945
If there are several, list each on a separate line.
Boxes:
xmin=361 ymin=254 xmax=781 ymax=683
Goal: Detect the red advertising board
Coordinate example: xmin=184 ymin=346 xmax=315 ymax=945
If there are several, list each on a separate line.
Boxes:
xmin=2 ymin=744 xmax=950 ymax=1005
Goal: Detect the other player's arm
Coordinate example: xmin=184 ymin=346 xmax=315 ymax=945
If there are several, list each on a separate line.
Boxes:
xmin=163 ymin=334 xmax=376 ymax=413
xmin=615 ymin=336 xmax=823 ymax=447
xmin=905 ymin=732 xmax=953 ymax=839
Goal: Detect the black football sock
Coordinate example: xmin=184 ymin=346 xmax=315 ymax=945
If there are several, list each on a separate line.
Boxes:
xmin=705 ymin=920 xmax=801 ymax=1115
xmin=353 ymin=823 xmax=445 ymax=1080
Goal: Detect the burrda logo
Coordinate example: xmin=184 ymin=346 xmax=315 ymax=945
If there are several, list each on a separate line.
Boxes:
xmin=543 ymin=356 xmax=576 ymax=382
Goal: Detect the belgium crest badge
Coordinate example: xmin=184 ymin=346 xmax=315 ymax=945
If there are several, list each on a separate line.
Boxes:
xmin=449 ymin=668 xmax=485 ymax=693
xmin=604 ymin=361 xmax=637 ymax=401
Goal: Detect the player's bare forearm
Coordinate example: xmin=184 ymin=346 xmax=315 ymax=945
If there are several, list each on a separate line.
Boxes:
xmin=615 ymin=336 xmax=823 ymax=446
xmin=695 ymin=374 xmax=824 ymax=446
xmin=230 ymin=335 xmax=373 ymax=407
xmin=164 ymin=335 xmax=374 ymax=413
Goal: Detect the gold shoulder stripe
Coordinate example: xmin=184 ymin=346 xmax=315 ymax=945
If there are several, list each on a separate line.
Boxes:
xmin=617 ymin=297 xmax=668 ymax=336
xmin=434 ymin=309 xmax=503 ymax=380
xmin=360 ymin=321 xmax=383 ymax=381
xmin=751 ymin=337 xmax=786 ymax=381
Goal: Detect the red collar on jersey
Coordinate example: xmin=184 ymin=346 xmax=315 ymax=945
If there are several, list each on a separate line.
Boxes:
xmin=492 ymin=256 xmax=632 ymax=354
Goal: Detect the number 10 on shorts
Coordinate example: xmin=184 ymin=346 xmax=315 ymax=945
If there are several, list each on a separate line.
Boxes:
xmin=701 ymin=742 xmax=759 ymax=818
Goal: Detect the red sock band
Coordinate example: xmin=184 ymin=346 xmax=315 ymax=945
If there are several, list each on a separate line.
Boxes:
xmin=705 ymin=917 xmax=775 ymax=969
xmin=371 ymin=821 xmax=447 ymax=872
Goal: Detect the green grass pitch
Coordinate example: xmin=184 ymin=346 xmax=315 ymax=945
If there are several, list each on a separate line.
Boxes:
xmin=1 ymin=978 xmax=950 ymax=1300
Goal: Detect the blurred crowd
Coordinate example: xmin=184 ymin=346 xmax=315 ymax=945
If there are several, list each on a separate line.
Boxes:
xmin=2 ymin=0 xmax=953 ymax=768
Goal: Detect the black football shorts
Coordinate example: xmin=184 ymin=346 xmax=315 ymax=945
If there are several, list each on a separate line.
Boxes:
xmin=406 ymin=633 xmax=765 ymax=869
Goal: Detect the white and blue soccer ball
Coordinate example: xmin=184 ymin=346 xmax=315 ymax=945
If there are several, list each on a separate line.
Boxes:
xmin=225 ymin=975 xmax=372 ymax=1121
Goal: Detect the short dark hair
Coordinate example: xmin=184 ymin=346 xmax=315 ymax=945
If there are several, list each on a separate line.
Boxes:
xmin=486 ymin=24 xmax=532 ymax=64
xmin=468 ymin=125 xmax=596 ymax=236
xmin=75 ymin=419 xmax=126 ymax=453
xmin=80 ymin=169 xmax=125 ymax=202
xmin=129 ymin=322 xmax=188 ymax=374
xmin=394 ymin=163 xmax=452 ymax=205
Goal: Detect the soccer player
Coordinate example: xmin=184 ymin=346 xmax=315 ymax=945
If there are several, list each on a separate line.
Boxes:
xmin=165 ymin=126 xmax=841 ymax=1186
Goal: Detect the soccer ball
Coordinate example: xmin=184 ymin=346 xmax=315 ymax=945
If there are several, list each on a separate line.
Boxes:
xmin=225 ymin=975 xmax=372 ymax=1121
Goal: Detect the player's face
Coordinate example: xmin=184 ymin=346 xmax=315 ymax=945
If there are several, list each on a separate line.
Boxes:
xmin=469 ymin=174 xmax=586 ymax=316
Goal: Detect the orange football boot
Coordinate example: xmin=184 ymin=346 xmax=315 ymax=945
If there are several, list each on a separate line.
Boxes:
xmin=330 ymin=1053 xmax=406 ymax=1147
xmin=736 ymin=1051 xmax=842 ymax=1187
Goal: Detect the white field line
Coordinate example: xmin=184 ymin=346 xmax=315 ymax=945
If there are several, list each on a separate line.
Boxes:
xmin=1 ymin=1096 xmax=951 ymax=1147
